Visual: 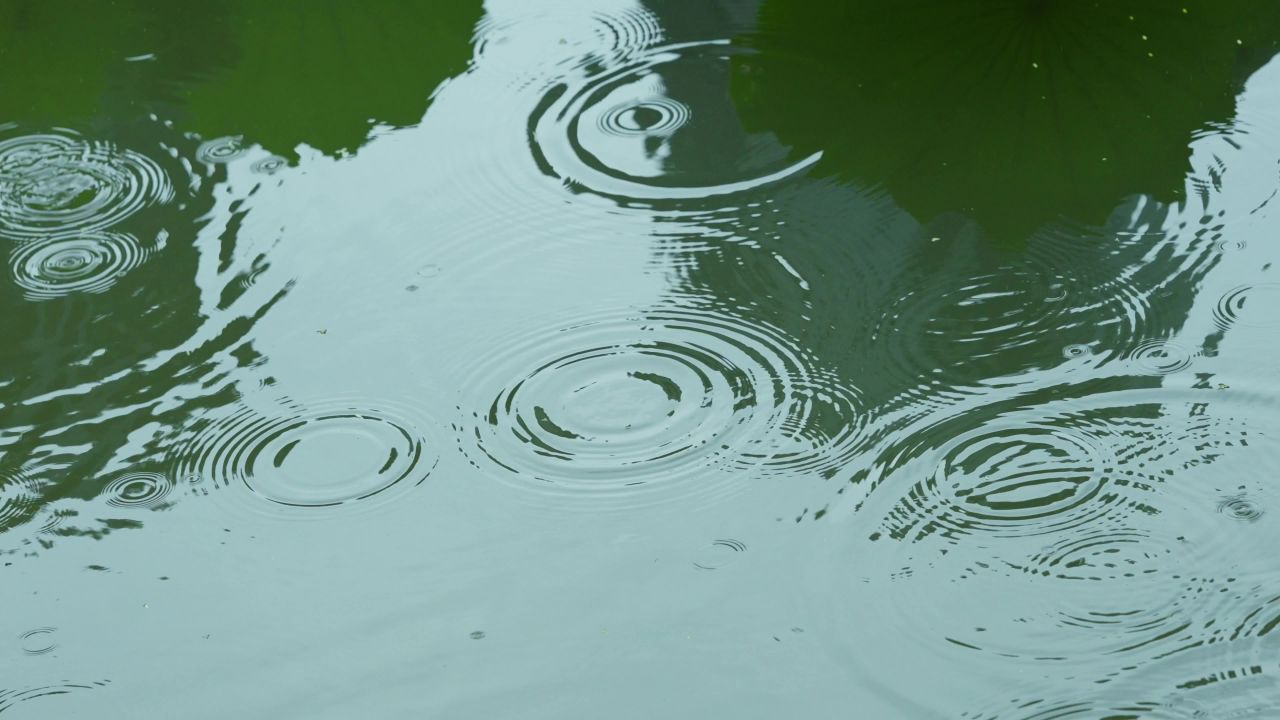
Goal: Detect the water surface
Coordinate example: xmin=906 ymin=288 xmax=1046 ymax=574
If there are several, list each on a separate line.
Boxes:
xmin=4 ymin=1 xmax=1280 ymax=717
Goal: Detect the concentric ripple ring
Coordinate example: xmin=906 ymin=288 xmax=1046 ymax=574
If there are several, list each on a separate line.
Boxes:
xmin=171 ymin=398 xmax=438 ymax=509
xmin=528 ymin=41 xmax=822 ymax=202
xmin=458 ymin=305 xmax=867 ymax=507
xmin=0 ymin=129 xmax=173 ymax=239
xmin=9 ymin=232 xmax=149 ymax=299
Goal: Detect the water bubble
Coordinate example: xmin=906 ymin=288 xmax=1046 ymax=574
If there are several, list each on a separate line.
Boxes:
xmin=1216 ymin=238 xmax=1247 ymax=252
xmin=1217 ymin=495 xmax=1264 ymax=522
xmin=1213 ymin=283 xmax=1280 ymax=330
xmin=171 ymin=398 xmax=438 ymax=509
xmin=18 ymin=627 xmax=56 ymax=655
xmin=196 ymin=136 xmax=248 ymax=164
xmin=528 ymin=41 xmax=822 ymax=203
xmin=8 ymin=232 xmax=150 ymax=300
xmin=692 ymin=538 xmax=747 ymax=570
xmin=250 ymin=155 xmax=287 ymax=175
xmin=0 ymin=129 xmax=173 ymax=239
xmin=1061 ymin=343 xmax=1093 ymax=360
xmin=458 ymin=305 xmax=863 ymax=508
xmin=1126 ymin=339 xmax=1195 ymax=375
xmin=101 ymin=472 xmax=173 ymax=510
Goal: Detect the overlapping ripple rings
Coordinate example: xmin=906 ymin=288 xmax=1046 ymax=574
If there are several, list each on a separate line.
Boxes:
xmin=8 ymin=232 xmax=150 ymax=299
xmin=457 ymin=305 xmax=866 ymax=507
xmin=528 ymin=41 xmax=822 ymax=202
xmin=865 ymin=388 xmax=1272 ymax=544
xmin=871 ymin=403 xmax=1126 ymax=542
xmin=171 ymin=398 xmax=437 ymax=509
xmin=0 ymin=129 xmax=172 ymax=239
xmin=874 ymin=262 xmax=1152 ymax=396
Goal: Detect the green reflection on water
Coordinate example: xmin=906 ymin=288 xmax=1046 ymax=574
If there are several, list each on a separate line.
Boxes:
xmin=732 ymin=0 xmax=1280 ymax=242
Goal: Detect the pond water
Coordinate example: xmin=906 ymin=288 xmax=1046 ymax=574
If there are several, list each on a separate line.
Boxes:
xmin=4 ymin=1 xmax=1280 ymax=717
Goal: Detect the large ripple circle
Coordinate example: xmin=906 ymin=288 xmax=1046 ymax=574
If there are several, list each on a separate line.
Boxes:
xmin=528 ymin=41 xmax=822 ymax=202
xmin=865 ymin=393 xmax=1177 ymax=542
xmin=172 ymin=398 xmax=437 ymax=509
xmin=9 ymin=232 xmax=149 ymax=299
xmin=458 ymin=306 xmax=867 ymax=507
xmin=0 ymin=129 xmax=172 ymax=239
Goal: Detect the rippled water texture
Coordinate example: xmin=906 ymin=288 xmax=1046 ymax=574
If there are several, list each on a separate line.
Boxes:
xmin=4 ymin=1 xmax=1280 ymax=717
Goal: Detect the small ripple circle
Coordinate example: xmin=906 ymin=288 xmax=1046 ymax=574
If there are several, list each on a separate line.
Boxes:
xmin=196 ymin=136 xmax=248 ymax=164
xmin=102 ymin=472 xmax=173 ymax=509
xmin=1218 ymin=495 xmax=1264 ymax=522
xmin=9 ymin=232 xmax=149 ymax=299
xmin=1213 ymin=283 xmax=1280 ymax=330
xmin=250 ymin=155 xmax=287 ymax=175
xmin=1126 ymin=339 xmax=1195 ymax=375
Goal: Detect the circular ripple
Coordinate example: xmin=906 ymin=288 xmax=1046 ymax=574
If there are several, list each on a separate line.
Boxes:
xmin=873 ymin=260 xmax=1149 ymax=396
xmin=1217 ymin=495 xmax=1265 ymax=522
xmin=880 ymin=422 xmax=1113 ymax=541
xmin=962 ymin=696 xmax=1189 ymax=719
xmin=598 ymin=98 xmax=689 ymax=136
xmin=529 ymin=41 xmax=822 ymax=202
xmin=692 ymin=538 xmax=746 ymax=570
xmin=458 ymin=305 xmax=865 ymax=507
xmin=9 ymin=232 xmax=149 ymax=299
xmin=0 ymin=129 xmax=173 ymax=239
xmin=102 ymin=472 xmax=173 ymax=509
xmin=861 ymin=390 xmax=1208 ymax=543
xmin=1213 ymin=283 xmax=1280 ymax=330
xmin=1019 ymin=527 xmax=1176 ymax=582
xmin=18 ymin=627 xmax=56 ymax=656
xmin=1126 ymin=340 xmax=1195 ymax=375
xmin=250 ymin=155 xmax=287 ymax=175
xmin=0 ymin=471 xmax=41 ymax=532
xmin=196 ymin=136 xmax=247 ymax=164
xmin=172 ymin=398 xmax=437 ymax=509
